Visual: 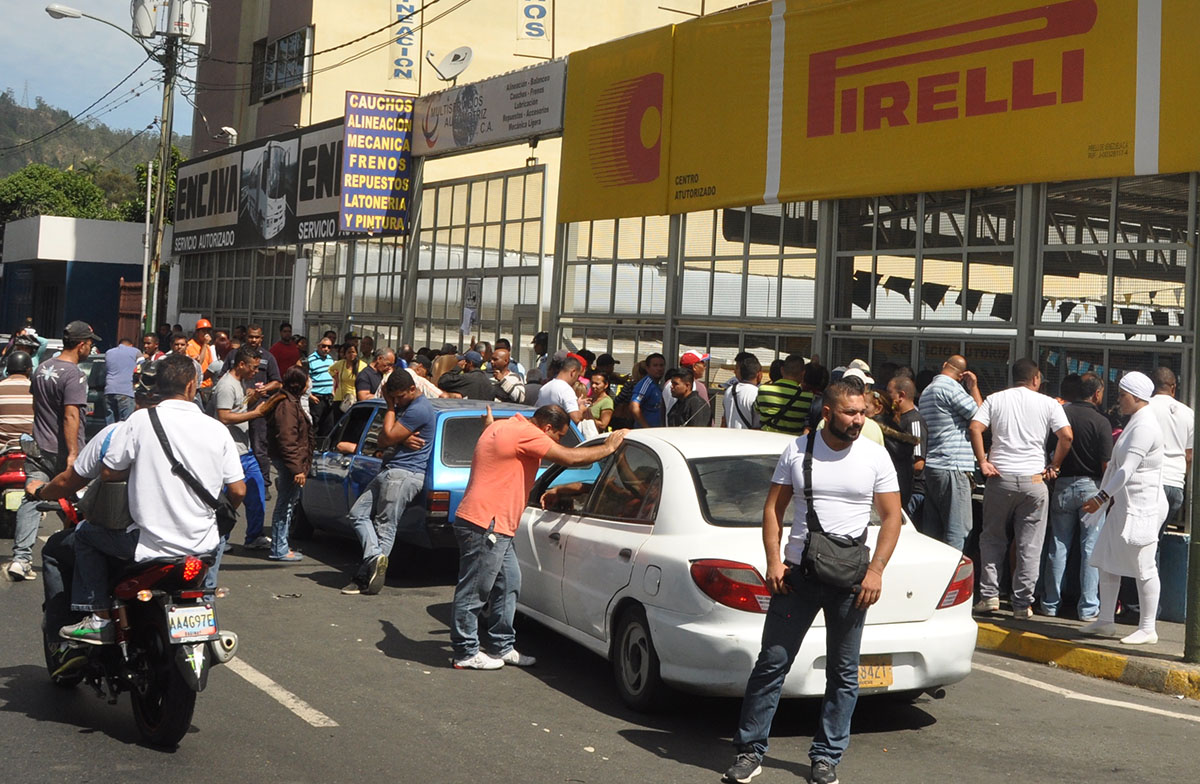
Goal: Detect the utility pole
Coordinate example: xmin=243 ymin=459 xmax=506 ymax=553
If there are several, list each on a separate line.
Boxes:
xmin=147 ymin=35 xmax=179 ymax=333
xmin=1186 ymin=299 xmax=1200 ymax=662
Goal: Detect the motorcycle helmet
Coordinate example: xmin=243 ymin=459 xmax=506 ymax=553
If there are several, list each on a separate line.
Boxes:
xmin=5 ymin=351 xmax=33 ymax=376
xmin=133 ymin=360 xmax=161 ymax=403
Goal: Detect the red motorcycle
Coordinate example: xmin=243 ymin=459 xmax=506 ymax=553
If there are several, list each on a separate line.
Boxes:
xmin=40 ymin=499 xmax=239 ymax=747
xmin=0 ymin=441 xmax=27 ymax=538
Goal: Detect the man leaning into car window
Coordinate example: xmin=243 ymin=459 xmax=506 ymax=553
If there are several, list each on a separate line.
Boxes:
xmin=723 ymin=379 xmax=902 ymax=784
xmin=448 ymin=405 xmax=627 ymax=670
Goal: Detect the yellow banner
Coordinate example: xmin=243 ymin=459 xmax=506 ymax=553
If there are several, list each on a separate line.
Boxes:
xmin=561 ymin=0 xmax=1196 ymax=222
xmin=558 ymin=26 xmax=675 ymax=223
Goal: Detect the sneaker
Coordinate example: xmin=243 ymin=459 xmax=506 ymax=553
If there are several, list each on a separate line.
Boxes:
xmin=1079 ymin=619 xmax=1119 ymax=638
xmin=972 ymin=596 xmax=999 ymax=614
xmin=1036 ymin=604 xmax=1057 ymax=617
xmin=724 ymin=753 xmax=763 ymax=783
xmin=59 ymin=615 xmax=116 ymax=646
xmin=497 ymin=649 xmax=536 ymax=667
xmin=48 ymin=643 xmax=88 ymax=678
xmin=810 ymin=759 xmax=839 ymax=784
xmin=1078 ymin=613 xmax=1100 ymax=623
xmin=1012 ymin=605 xmax=1033 ymax=619
xmin=340 ymin=581 xmax=364 ymax=595
xmin=6 ymin=560 xmax=35 ymax=581
xmin=244 ymin=535 xmax=272 ymax=550
xmin=222 ymin=541 xmax=233 ymax=554
xmin=452 ymin=651 xmax=504 ymax=670
xmin=362 ymin=554 xmax=388 ymax=595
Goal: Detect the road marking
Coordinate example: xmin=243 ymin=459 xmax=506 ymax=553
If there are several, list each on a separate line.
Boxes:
xmin=224 ymin=658 xmax=338 ymax=727
xmin=973 ymin=662 xmax=1200 ymax=724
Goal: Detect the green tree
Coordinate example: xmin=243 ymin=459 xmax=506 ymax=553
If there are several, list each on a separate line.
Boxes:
xmin=119 ymin=145 xmax=184 ymax=223
xmin=0 ymin=163 xmax=115 ymax=223
xmin=95 ymin=167 xmax=139 ymax=210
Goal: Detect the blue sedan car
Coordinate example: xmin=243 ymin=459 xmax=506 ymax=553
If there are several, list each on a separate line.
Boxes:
xmin=294 ymin=398 xmax=581 ymax=549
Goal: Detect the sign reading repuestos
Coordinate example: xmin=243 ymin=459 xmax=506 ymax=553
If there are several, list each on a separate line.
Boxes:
xmin=339 ymin=91 xmax=414 ymax=235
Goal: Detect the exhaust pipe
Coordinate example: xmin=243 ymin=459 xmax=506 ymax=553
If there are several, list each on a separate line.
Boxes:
xmin=208 ymin=630 xmax=239 ymax=665
xmin=923 ymin=686 xmax=947 ymax=700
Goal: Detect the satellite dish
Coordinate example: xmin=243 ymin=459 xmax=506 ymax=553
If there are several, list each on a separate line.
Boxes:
xmin=427 ymin=46 xmax=473 ymax=84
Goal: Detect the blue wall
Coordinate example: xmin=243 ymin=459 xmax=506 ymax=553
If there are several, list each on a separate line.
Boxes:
xmin=64 ymin=262 xmax=143 ymax=345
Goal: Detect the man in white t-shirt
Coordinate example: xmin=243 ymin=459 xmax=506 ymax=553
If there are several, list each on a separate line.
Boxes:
xmin=1149 ymin=367 xmax=1193 ymax=529
xmin=723 ymin=353 xmax=761 ymax=430
xmin=535 ymin=355 xmax=583 ymax=423
xmin=56 ymin=354 xmax=247 ymax=645
xmin=969 ymin=358 xmax=1073 ymax=619
xmin=725 ymin=380 xmax=901 ymax=784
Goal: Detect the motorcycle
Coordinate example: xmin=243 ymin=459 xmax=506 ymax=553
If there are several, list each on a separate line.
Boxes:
xmin=39 ymin=499 xmax=239 ymax=747
xmin=0 ymin=440 xmax=28 ymax=538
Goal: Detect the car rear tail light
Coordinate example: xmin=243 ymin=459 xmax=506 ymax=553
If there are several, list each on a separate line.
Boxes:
xmin=690 ymin=559 xmax=771 ymax=613
xmin=428 ymin=491 xmax=450 ymax=515
xmin=937 ymin=556 xmax=974 ymax=609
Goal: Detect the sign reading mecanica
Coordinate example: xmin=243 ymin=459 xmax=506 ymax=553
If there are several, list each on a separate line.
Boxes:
xmin=339 ymin=91 xmax=414 ymax=235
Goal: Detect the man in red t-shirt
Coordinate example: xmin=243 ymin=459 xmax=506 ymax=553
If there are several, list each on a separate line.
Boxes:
xmin=449 ymin=405 xmax=627 ymax=670
xmin=269 ymin=322 xmax=302 ymax=371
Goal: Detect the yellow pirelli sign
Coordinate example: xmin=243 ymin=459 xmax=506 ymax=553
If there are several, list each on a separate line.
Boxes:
xmin=559 ymin=0 xmax=1195 ymax=223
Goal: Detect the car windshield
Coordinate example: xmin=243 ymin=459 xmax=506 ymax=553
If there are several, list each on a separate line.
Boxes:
xmin=689 ymin=455 xmax=794 ymax=528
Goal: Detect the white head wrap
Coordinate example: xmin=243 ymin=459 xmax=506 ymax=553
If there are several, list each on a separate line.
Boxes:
xmin=1119 ymin=371 xmax=1154 ymax=402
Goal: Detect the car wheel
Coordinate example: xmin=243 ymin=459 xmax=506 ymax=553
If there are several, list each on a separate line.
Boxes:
xmin=613 ymin=605 xmax=669 ymax=712
xmin=290 ymin=501 xmax=314 ymax=540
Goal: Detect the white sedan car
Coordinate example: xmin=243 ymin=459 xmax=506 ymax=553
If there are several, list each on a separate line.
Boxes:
xmin=514 ymin=428 xmax=976 ymax=711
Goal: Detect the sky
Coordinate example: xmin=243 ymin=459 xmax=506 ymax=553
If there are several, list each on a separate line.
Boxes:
xmin=0 ymin=0 xmax=195 ymax=137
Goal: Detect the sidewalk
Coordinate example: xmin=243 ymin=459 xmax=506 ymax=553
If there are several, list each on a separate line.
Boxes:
xmin=974 ymin=608 xmax=1200 ymax=700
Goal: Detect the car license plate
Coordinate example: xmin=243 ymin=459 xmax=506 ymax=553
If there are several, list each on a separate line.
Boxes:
xmin=4 ymin=489 xmax=23 ymax=511
xmin=167 ymin=605 xmax=218 ymax=642
xmin=858 ymin=655 xmax=893 ymax=689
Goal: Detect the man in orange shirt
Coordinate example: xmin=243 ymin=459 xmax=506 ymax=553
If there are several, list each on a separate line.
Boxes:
xmin=185 ymin=318 xmax=215 ymax=389
xmin=449 ymin=405 xmax=627 ymax=670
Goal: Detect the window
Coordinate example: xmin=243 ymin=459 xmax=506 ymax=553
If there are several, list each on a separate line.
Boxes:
xmin=336 ymin=406 xmax=375 ymax=452
xmin=691 ymin=455 xmax=795 ymax=528
xmin=441 ymin=415 xmax=492 ymax=467
xmin=530 ymin=462 xmax=605 ymax=514
xmin=588 ymin=444 xmax=662 ymax=523
xmin=252 ymin=27 xmax=312 ymax=103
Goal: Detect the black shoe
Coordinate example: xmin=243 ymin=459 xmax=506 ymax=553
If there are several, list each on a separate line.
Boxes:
xmin=340 ymin=581 xmax=364 ymax=595
xmin=724 ymin=753 xmax=763 ymax=783
xmin=363 ymin=554 xmax=388 ymax=595
xmin=810 ymin=759 xmax=839 ymax=784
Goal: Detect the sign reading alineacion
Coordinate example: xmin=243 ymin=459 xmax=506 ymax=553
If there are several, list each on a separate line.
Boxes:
xmin=339 ymin=91 xmax=414 ymax=235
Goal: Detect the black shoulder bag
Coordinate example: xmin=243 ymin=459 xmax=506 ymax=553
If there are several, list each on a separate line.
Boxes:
xmin=798 ymin=432 xmax=871 ymax=591
xmin=148 ymin=407 xmax=239 ymax=538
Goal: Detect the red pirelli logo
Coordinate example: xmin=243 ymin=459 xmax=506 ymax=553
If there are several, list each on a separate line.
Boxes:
xmin=589 ymin=73 xmax=664 ymax=186
xmin=807 ymin=0 xmax=1098 ymax=137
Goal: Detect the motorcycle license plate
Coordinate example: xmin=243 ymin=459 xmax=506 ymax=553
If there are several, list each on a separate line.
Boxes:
xmin=858 ymin=655 xmax=893 ymax=690
xmin=4 ymin=489 xmax=23 ymax=511
xmin=167 ymin=604 xmax=218 ymax=643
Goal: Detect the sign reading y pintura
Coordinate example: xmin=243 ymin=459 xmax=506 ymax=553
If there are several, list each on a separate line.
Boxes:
xmin=339 ymin=91 xmax=414 ymax=235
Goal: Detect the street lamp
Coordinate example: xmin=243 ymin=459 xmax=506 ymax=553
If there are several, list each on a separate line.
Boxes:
xmin=45 ymin=3 xmax=179 ymax=334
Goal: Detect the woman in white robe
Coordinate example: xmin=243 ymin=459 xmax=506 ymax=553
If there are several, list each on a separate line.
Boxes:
xmin=1080 ymin=371 xmax=1167 ymax=645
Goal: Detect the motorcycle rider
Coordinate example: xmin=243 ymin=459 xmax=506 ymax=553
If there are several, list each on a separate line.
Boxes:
xmin=30 ymin=363 xmax=164 ymax=671
xmin=49 ymin=354 xmax=246 ymax=644
xmin=0 ymin=350 xmax=35 ymax=445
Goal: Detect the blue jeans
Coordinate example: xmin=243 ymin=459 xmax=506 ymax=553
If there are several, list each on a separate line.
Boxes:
xmin=70 ymin=521 xmax=139 ymax=612
xmin=450 ymin=519 xmax=520 ymax=659
xmin=12 ymin=453 xmax=55 ymax=564
xmin=348 ymin=468 xmax=424 ymax=564
xmin=733 ymin=571 xmax=867 ymax=766
xmin=1041 ymin=476 xmax=1101 ymax=618
xmin=105 ymin=394 xmax=135 ymax=424
xmin=42 ymin=527 xmax=79 ymax=632
xmin=269 ymin=459 xmax=304 ymax=558
xmin=922 ymin=467 xmax=972 ymax=551
xmin=906 ymin=492 xmax=925 ymax=533
xmin=239 ymin=452 xmax=266 ymax=545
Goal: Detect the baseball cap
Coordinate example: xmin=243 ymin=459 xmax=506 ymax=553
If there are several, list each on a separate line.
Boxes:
xmin=847 ymin=358 xmax=871 ymax=373
xmin=410 ymin=354 xmax=432 ymax=370
xmin=63 ymin=320 xmax=101 ymax=343
xmin=596 ymin=353 xmax=620 ymax=366
xmin=567 ymin=352 xmax=588 ymax=369
xmin=532 ymin=331 xmax=549 ymax=345
xmin=458 ymin=350 xmax=484 ymax=365
xmin=842 ymin=367 xmax=875 ymax=386
xmin=195 ymin=318 xmax=213 ymax=330
xmin=680 ymin=350 xmax=710 ymax=366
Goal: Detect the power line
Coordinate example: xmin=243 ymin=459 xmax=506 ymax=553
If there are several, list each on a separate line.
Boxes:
xmin=0 ymin=55 xmax=154 ymax=154
xmin=98 ymin=121 xmax=158 ymax=164
xmin=196 ymin=0 xmax=446 ymax=66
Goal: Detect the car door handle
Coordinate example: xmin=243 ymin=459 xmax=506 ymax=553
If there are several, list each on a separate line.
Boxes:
xmin=618 ymin=548 xmax=632 ymax=560
xmin=548 ymin=532 xmax=560 ymax=541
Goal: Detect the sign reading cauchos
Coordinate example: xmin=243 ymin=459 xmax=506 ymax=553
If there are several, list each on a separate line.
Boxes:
xmin=339 ymin=91 xmax=414 ymax=236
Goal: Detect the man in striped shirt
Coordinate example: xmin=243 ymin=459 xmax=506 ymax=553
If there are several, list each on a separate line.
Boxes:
xmin=755 ymin=354 xmax=812 ymax=435
xmin=0 ymin=351 xmax=34 ymax=445
xmin=917 ymin=355 xmax=982 ymax=551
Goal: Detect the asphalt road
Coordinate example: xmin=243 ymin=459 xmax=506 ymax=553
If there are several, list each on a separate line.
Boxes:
xmin=3 ymin=512 xmax=1200 ymax=784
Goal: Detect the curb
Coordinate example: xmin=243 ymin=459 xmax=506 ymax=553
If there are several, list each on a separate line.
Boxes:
xmin=976 ymin=623 xmax=1200 ymax=701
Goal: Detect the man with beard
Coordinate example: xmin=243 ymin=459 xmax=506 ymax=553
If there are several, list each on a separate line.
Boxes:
xmin=723 ymin=380 xmax=901 ymax=784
